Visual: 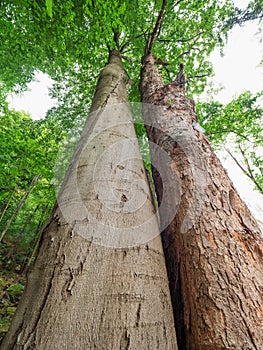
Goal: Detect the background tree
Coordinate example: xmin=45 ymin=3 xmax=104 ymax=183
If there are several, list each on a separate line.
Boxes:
xmin=197 ymin=91 xmax=263 ymax=194
xmin=0 ymin=109 xmax=64 ymax=256
xmin=0 ymin=108 xmax=64 ymax=336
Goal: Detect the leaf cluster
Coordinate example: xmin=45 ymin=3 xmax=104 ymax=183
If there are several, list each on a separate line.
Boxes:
xmin=225 ymin=0 xmax=263 ymax=29
xmin=0 ymin=0 xmax=234 ymax=101
xmin=197 ymin=91 xmax=263 ymax=193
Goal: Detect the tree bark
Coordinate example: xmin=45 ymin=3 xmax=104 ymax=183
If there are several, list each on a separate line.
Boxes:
xmin=1 ymin=50 xmax=178 ymax=349
xmin=140 ymin=54 xmax=263 ymax=349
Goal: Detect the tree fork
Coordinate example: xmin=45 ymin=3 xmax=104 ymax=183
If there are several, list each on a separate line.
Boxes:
xmin=140 ymin=53 xmax=263 ymax=349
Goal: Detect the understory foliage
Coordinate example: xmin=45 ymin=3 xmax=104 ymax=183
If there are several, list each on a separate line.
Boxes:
xmin=0 ymin=0 xmax=262 ymax=342
xmin=0 ymin=110 xmax=65 ymax=267
xmin=0 ymin=109 xmax=64 ymax=339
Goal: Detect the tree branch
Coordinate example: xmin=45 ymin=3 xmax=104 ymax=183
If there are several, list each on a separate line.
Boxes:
xmin=187 ymin=74 xmax=209 ymax=79
xmin=158 ymin=30 xmax=211 ymax=44
xmin=113 ymin=31 xmax=120 ymax=50
xmin=147 ymin=0 xmax=167 ymax=54
xmin=175 ymin=50 xmax=191 ymax=60
xmin=238 ymin=145 xmax=263 ymax=193
xmin=209 ymin=130 xmax=254 ymax=143
xmin=120 ymin=33 xmax=146 ymax=53
xmin=225 ymin=147 xmax=249 ymax=175
xmin=225 ymin=146 xmax=263 ymax=193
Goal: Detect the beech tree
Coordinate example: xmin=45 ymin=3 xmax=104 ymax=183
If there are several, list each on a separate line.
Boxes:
xmin=1 ymin=0 xmax=263 ymax=349
xmin=1 ymin=49 xmax=178 ymax=349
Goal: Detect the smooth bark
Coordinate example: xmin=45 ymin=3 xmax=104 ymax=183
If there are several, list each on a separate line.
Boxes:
xmin=140 ymin=54 xmax=263 ymax=349
xmin=1 ymin=51 xmax=177 ymax=349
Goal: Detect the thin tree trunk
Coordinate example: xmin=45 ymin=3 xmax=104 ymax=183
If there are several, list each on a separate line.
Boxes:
xmin=140 ymin=54 xmax=263 ymax=349
xmin=21 ymin=227 xmax=42 ymax=275
xmin=1 ymin=50 xmax=178 ymax=350
xmin=0 ymin=186 xmax=17 ymax=223
xmin=6 ymin=205 xmax=40 ymax=260
xmin=0 ymin=175 xmax=41 ymax=243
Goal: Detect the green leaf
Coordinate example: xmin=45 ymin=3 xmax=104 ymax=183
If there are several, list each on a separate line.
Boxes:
xmin=46 ymin=0 xmax=53 ymax=18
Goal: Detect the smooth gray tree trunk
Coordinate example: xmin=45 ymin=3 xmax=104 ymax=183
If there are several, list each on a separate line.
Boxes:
xmin=1 ymin=50 xmax=178 ymax=350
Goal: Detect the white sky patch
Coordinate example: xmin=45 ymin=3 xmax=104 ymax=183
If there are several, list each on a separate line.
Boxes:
xmin=234 ymin=0 xmax=250 ymax=7
xmin=235 ymin=0 xmax=251 ymax=7
xmin=208 ymin=22 xmax=263 ymax=104
xmin=7 ymin=71 xmax=57 ymax=120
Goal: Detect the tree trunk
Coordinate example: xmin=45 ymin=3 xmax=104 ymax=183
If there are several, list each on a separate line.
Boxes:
xmin=5 ymin=205 xmax=39 ymax=260
xmin=140 ymin=54 xmax=263 ymax=349
xmin=1 ymin=50 xmax=178 ymax=349
xmin=0 ymin=186 xmax=17 ymax=223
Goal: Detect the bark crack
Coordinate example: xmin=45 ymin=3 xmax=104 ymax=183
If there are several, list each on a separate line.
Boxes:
xmin=24 ymin=242 xmax=61 ymax=347
xmin=100 ymin=71 xmax=126 ymax=110
xmin=120 ymin=329 xmax=130 ymax=350
xmin=135 ymin=303 xmax=141 ymax=327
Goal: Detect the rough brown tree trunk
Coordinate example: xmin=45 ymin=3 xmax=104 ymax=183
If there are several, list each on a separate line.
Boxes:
xmin=1 ymin=50 xmax=178 ymax=349
xmin=140 ymin=54 xmax=263 ymax=349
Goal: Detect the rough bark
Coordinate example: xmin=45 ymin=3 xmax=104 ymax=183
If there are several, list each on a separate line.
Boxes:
xmin=140 ymin=54 xmax=263 ymax=350
xmin=1 ymin=50 xmax=178 ymax=349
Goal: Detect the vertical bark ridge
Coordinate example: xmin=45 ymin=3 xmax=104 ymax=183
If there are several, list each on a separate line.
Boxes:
xmin=140 ymin=53 xmax=263 ymax=349
xmin=2 ymin=50 xmax=178 ymax=349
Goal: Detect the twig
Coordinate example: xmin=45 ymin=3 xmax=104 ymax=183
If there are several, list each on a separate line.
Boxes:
xmin=158 ymin=30 xmax=211 ymax=44
xmin=120 ymin=33 xmax=146 ymax=53
xmin=209 ymin=130 xmax=253 ymax=143
xmin=225 ymin=147 xmax=263 ymax=193
xmin=238 ymin=145 xmax=263 ymax=193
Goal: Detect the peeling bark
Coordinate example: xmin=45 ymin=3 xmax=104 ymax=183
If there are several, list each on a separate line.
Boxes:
xmin=1 ymin=51 xmax=178 ymax=350
xmin=140 ymin=54 xmax=263 ymax=349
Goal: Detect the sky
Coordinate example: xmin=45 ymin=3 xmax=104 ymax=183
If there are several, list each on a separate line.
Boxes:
xmin=199 ymin=7 xmax=263 ymax=225
xmin=206 ymin=23 xmax=262 ymax=104
xmin=6 ymin=1 xmax=263 ymax=227
xmin=7 ymin=72 xmax=56 ymax=119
